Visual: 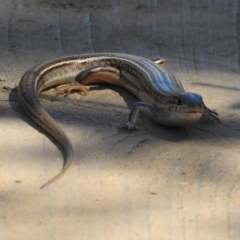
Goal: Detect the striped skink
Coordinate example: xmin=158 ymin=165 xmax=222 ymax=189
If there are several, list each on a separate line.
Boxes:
xmin=18 ymin=53 xmax=219 ymax=189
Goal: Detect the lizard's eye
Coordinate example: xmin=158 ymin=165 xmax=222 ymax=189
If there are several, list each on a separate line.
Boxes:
xmin=169 ymin=97 xmax=183 ymax=106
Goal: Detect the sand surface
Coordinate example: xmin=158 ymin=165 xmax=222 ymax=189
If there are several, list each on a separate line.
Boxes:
xmin=0 ymin=0 xmax=240 ymax=239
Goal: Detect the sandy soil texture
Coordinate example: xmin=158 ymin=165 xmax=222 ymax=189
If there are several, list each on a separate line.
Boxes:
xmin=0 ymin=0 xmax=240 ymax=239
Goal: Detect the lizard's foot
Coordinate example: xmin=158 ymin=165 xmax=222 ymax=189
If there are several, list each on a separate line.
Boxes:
xmin=151 ymin=57 xmax=166 ymax=66
xmin=201 ymin=105 xmax=220 ymax=124
xmin=118 ymin=121 xmax=139 ymax=131
xmin=52 ymin=81 xmax=89 ymax=101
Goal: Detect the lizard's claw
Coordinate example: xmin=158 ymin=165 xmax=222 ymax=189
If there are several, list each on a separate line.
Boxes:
xmin=52 ymin=82 xmax=89 ymax=101
xmin=119 ymin=121 xmax=139 ymax=131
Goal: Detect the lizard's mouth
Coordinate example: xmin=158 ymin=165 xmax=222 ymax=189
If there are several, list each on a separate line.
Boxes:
xmin=188 ymin=110 xmax=203 ymax=114
xmin=188 ymin=106 xmax=203 ymax=114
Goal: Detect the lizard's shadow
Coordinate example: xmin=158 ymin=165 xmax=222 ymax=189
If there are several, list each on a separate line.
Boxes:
xmin=10 ymin=83 xmax=211 ymax=149
xmin=89 ymin=84 xmax=189 ymax=143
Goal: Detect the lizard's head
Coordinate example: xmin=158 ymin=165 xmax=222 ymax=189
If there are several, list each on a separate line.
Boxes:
xmin=156 ymin=92 xmax=206 ymax=126
xmin=167 ymin=92 xmax=204 ymax=126
xmin=168 ymin=92 xmax=204 ymax=125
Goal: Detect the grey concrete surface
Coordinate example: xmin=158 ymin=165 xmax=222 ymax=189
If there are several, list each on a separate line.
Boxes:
xmin=0 ymin=0 xmax=240 ymax=239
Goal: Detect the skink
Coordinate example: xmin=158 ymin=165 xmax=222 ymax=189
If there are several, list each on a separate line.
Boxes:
xmin=18 ymin=53 xmax=219 ymax=189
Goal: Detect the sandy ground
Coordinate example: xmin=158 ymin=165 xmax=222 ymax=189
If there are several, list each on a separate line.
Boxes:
xmin=1 ymin=0 xmax=240 ymax=239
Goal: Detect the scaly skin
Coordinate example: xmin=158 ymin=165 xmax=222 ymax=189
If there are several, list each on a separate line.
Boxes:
xmin=18 ymin=53 xmax=219 ymax=189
